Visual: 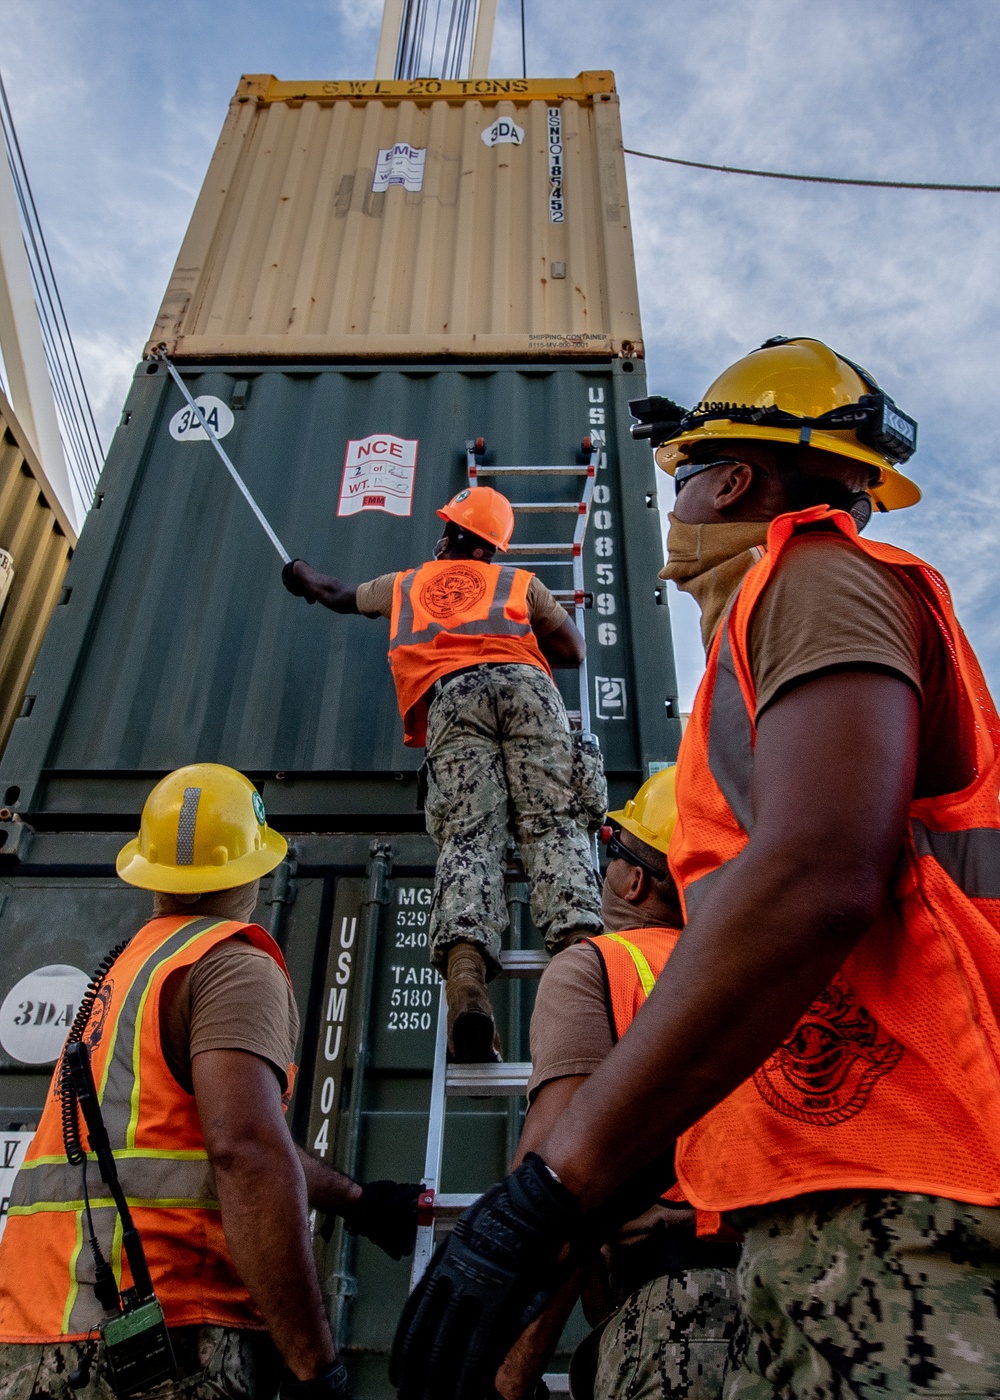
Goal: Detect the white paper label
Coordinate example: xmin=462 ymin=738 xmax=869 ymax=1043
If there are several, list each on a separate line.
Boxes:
xmin=548 ymin=108 xmax=564 ymax=222
xmin=169 ymin=396 xmax=235 ymax=443
xmin=338 ymin=435 xmax=418 ymax=517
xmin=0 ymin=965 xmax=90 ymax=1065
xmin=0 ymin=1131 xmax=33 ymax=1240
xmin=373 ymin=144 xmax=426 ymax=192
xmin=482 ymin=117 xmax=524 ymax=147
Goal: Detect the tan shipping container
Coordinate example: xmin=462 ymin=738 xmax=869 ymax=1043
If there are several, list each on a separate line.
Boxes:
xmin=0 ymin=388 xmax=74 ymax=765
xmin=148 ymin=71 xmax=643 ymax=362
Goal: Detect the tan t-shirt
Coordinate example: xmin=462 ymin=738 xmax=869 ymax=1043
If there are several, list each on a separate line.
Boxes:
xmin=749 ymin=530 xmax=974 ymax=797
xmin=159 ymin=937 xmax=300 ymax=1094
xmin=527 ymin=941 xmax=614 ymax=1104
xmin=355 ymin=570 xmax=567 ymax=637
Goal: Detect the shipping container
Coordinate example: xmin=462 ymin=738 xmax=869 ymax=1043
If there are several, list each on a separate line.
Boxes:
xmin=0 ymin=388 xmax=75 ymax=762
xmin=0 ymin=357 xmax=680 ymax=820
xmin=147 ymin=72 xmax=643 ymax=363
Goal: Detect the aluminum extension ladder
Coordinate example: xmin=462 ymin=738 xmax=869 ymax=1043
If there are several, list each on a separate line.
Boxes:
xmin=410 ymin=946 xmax=570 ymax=1393
xmin=466 ymin=436 xmax=600 ymax=732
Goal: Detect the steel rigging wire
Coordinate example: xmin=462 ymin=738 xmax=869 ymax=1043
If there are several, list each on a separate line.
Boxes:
xmin=0 ymin=72 xmax=104 ymax=511
xmin=395 ymin=0 xmax=478 ymax=80
xmin=624 ymin=146 xmax=1000 ymax=193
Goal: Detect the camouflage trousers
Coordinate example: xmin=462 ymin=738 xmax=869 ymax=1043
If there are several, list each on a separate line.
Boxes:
xmin=580 ymin=1268 xmax=738 ymax=1400
xmin=0 ymin=1326 xmax=282 ymax=1400
xmin=423 ymin=663 xmax=605 ymax=973
xmin=726 ymin=1191 xmax=1000 ymax=1399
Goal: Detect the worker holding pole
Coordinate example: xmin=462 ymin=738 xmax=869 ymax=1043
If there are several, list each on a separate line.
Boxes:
xmin=393 ymin=338 xmax=1000 ymax=1399
xmin=0 ymin=764 xmax=420 ymax=1400
xmin=282 ymin=486 xmax=606 ymax=1062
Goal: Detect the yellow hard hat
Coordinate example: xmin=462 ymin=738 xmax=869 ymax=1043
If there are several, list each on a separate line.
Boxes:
xmin=117 ymin=763 xmax=287 ymax=894
xmin=640 ymin=338 xmax=920 ymax=513
xmin=608 ymin=765 xmax=678 ymax=857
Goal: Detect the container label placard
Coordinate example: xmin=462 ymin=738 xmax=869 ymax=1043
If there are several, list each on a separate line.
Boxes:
xmin=0 ymin=1131 xmax=32 ymax=1240
xmin=482 ymin=117 xmax=524 ymax=147
xmin=169 ymin=396 xmax=235 ymax=443
xmin=547 ymin=108 xmax=564 ymax=222
xmin=372 ymin=143 xmax=426 ymax=192
xmin=338 ymin=434 xmax=418 ymax=517
xmin=0 ymin=965 xmax=89 ymax=1065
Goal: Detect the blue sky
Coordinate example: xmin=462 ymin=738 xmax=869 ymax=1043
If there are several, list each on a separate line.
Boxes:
xmin=2 ymin=0 xmax=999 ymax=708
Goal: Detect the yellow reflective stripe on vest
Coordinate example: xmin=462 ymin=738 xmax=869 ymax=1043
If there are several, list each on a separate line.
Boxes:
xmin=604 ymin=934 xmax=656 ymax=999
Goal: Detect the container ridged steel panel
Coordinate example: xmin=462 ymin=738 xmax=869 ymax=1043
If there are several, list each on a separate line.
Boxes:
xmin=0 ymin=359 xmax=681 ymax=820
xmin=147 ymin=73 xmax=643 ymax=363
xmin=0 ymin=389 xmax=74 ymax=764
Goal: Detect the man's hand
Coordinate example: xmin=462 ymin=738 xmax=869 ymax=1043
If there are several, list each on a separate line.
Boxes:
xmin=389 ymin=1155 xmax=582 ymax=1400
xmin=342 ymin=1179 xmax=422 ymax=1259
xmin=282 ymin=559 xmax=317 ymax=602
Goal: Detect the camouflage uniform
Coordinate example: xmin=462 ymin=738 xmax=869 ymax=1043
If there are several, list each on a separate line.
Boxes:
xmin=583 ymin=1268 xmax=739 ymax=1400
xmin=0 ymin=1326 xmax=282 ymax=1400
xmin=423 ymin=663 xmax=605 ymax=973
xmin=725 ymin=1190 xmax=1000 ymax=1399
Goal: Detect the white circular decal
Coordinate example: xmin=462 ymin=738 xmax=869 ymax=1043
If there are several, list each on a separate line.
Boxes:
xmin=0 ymin=965 xmax=90 ymax=1065
xmin=169 ymin=396 xmax=235 ymax=443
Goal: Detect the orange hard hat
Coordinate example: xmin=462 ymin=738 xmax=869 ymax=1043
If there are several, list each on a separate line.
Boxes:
xmin=437 ymin=486 xmax=515 ymax=551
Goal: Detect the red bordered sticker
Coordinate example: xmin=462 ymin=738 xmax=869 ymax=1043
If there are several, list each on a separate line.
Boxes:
xmin=338 ymin=434 xmax=418 ymax=518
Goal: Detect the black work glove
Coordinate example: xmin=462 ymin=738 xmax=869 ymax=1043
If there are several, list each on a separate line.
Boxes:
xmin=282 ymin=558 xmax=316 ymax=603
xmin=281 ymin=1361 xmax=352 ymax=1400
xmin=338 ymin=1179 xmax=423 ymax=1260
xmin=389 ymin=1154 xmax=582 ymax=1400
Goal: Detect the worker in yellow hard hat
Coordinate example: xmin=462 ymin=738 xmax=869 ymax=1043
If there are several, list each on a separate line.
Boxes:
xmin=282 ymin=487 xmax=607 ymax=1064
xmin=396 ymin=338 xmax=1000 ymax=1400
xmin=0 ymin=764 xmax=420 ymax=1400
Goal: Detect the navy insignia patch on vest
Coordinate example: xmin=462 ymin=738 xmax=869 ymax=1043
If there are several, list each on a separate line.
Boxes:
xmin=754 ymin=974 xmax=903 ymax=1126
xmin=420 ymin=565 xmax=489 ymax=620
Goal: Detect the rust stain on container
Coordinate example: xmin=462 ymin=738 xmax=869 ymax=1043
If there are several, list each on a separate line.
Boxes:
xmin=0 ymin=389 xmax=75 ymax=761
xmin=147 ymin=72 xmax=643 ymax=362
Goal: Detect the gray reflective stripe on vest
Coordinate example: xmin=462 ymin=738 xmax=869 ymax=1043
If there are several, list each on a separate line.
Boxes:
xmin=389 ymin=566 xmax=530 ymax=649
xmin=911 ymin=820 xmax=1000 ymax=898
xmin=707 ymin=624 xmax=755 ymax=835
xmin=10 ymin=1153 xmax=217 ymax=1211
xmin=100 ymin=916 xmax=226 ymax=1146
xmin=682 ymin=864 xmax=727 ymax=920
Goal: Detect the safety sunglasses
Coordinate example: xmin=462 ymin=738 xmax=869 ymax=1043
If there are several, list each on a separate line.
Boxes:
xmin=674 ymin=456 xmax=873 ymax=532
xmin=599 ymin=825 xmax=666 ymax=880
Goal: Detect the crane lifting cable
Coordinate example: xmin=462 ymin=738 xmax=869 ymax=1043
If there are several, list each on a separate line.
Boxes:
xmin=154 ymin=349 xmax=291 ymax=565
xmin=624 ymin=145 xmax=1000 ymax=193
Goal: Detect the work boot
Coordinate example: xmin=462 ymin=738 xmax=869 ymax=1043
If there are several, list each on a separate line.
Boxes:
xmin=446 ymin=943 xmax=501 ymax=1063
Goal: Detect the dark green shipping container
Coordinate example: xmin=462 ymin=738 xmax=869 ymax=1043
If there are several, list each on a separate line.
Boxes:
xmin=0 ymin=356 xmax=681 ymax=1394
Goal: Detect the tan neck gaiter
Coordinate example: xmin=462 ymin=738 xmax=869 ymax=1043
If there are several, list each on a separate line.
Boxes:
xmin=659 ymin=515 xmax=770 ymax=653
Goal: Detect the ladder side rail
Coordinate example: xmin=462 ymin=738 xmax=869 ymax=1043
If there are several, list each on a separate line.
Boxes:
xmin=411 ymin=978 xmax=450 ymax=1288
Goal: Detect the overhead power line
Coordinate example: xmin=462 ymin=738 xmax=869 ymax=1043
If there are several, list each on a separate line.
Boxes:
xmin=623 ymin=147 xmax=1000 ymax=194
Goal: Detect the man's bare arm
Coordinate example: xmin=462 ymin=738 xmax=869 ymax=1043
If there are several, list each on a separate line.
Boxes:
xmin=536 ymin=612 xmax=586 ymax=667
xmin=287 ymin=560 xmax=359 ymax=613
xmin=540 ymin=668 xmax=920 ymax=1209
xmin=295 ymin=1145 xmax=362 ymax=1213
xmin=194 ymin=1050 xmax=337 ymax=1380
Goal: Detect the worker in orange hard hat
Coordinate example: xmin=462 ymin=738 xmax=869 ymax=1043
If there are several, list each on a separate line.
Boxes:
xmin=282 ymin=486 xmax=606 ymax=1063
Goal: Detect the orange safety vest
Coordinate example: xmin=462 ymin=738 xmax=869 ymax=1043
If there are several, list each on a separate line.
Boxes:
xmin=669 ymin=504 xmax=1000 ymax=1211
xmin=588 ymin=928 xmax=732 ymax=1239
xmin=388 ymin=560 xmax=552 ymax=746
xmin=0 ymin=915 xmax=295 ymax=1342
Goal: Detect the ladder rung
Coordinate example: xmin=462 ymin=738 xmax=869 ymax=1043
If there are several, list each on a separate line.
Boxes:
xmin=500 ymin=949 xmax=549 ymax=978
xmin=511 ymin=502 xmax=585 ymax=514
xmin=446 ymin=1063 xmax=531 ymax=1096
xmin=430 ymin=1192 xmax=480 ymax=1217
xmin=505 ymin=542 xmax=577 ymax=555
xmin=550 ymin=589 xmax=593 ymax=606
xmin=472 ymin=465 xmax=590 ymax=476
